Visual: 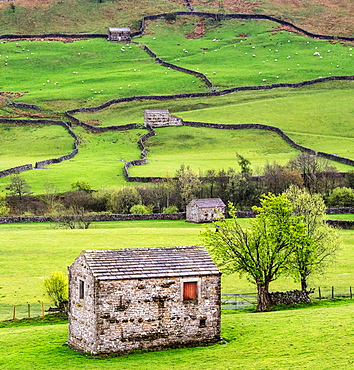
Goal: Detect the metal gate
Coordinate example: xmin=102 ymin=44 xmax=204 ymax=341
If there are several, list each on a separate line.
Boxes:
xmin=221 ymin=293 xmax=258 ymax=309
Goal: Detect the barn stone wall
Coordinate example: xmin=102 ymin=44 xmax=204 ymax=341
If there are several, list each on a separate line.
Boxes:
xmin=68 ymin=254 xmax=97 ymax=354
xmin=186 ymin=204 xmax=225 ymax=223
xmin=68 ymin=268 xmax=221 ymax=355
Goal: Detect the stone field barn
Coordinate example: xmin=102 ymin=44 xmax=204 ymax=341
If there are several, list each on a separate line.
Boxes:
xmin=68 ymin=246 xmax=221 ymax=355
xmin=186 ymin=198 xmax=226 ymax=223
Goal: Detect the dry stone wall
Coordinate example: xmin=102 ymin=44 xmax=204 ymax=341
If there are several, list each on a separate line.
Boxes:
xmin=269 ymin=290 xmax=311 ymax=306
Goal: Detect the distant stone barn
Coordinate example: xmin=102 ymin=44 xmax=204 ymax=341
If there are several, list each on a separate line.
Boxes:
xmin=186 ymin=198 xmax=226 ymax=223
xmin=68 ymin=246 xmax=221 ymax=355
xmin=144 ymin=109 xmax=182 ymax=128
xmin=108 ymin=27 xmax=131 ymax=41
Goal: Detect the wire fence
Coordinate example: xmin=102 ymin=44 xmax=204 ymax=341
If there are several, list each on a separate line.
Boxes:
xmin=0 ymin=302 xmax=52 ymax=321
xmin=221 ymin=286 xmax=354 ymax=310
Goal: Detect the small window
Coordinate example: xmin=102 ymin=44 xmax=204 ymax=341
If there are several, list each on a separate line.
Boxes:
xmin=199 ymin=319 xmax=206 ymax=327
xmin=183 ymin=282 xmax=197 ymax=300
xmin=79 ymin=280 xmax=85 ymax=299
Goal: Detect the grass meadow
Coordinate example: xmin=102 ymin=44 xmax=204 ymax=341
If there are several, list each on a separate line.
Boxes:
xmin=1 ymin=299 xmax=354 ymax=369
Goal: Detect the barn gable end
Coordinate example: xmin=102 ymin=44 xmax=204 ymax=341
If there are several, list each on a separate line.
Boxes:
xmin=68 ymin=246 xmax=221 ymax=355
xmin=186 ymin=198 xmax=226 ymax=223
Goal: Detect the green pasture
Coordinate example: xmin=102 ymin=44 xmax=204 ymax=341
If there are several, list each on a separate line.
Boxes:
xmin=327 ymin=214 xmax=354 ymax=221
xmin=140 ymin=17 xmax=354 ymax=88
xmin=129 ymin=126 xmax=300 ymax=176
xmin=0 ymin=220 xmax=353 ymax=318
xmin=0 ymin=124 xmax=74 ymax=171
xmin=0 ymin=38 xmax=206 ymax=111
xmin=1 ymin=300 xmax=354 ymax=369
xmin=0 ymin=127 xmax=145 ymax=194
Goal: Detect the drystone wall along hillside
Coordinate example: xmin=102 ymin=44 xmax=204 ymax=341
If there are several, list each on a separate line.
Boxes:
xmin=6 ymin=101 xmax=40 ymax=111
xmin=0 ymin=164 xmax=33 ymax=178
xmin=130 ymin=12 xmax=354 ymax=42
xmin=327 ymin=220 xmax=354 ymax=229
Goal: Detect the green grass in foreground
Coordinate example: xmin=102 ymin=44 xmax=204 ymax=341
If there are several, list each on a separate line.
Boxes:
xmin=1 ymin=300 xmax=354 ymax=369
xmin=0 ymin=220 xmax=353 ymax=317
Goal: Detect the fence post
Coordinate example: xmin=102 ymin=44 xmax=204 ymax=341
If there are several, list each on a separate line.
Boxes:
xmin=318 ymin=287 xmax=321 ymax=300
xmin=28 ymin=303 xmax=30 ymax=318
xmin=13 ymin=306 xmax=16 ymax=320
xmin=350 ymin=287 xmax=352 ymax=299
xmin=332 ymin=286 xmax=334 ymax=299
xmin=41 ymin=302 xmax=45 ymax=317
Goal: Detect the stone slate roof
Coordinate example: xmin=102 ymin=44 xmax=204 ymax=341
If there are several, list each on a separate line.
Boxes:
xmin=145 ymin=109 xmax=169 ymax=114
xmin=108 ymin=27 xmax=130 ymax=32
xmin=189 ymin=198 xmax=226 ymax=208
xmin=81 ymin=246 xmax=220 ymax=280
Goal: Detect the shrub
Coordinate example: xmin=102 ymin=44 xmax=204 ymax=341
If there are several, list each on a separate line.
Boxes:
xmin=43 ymin=271 xmax=68 ymax=313
xmin=130 ymin=204 xmax=154 ymax=214
xmin=327 ymin=187 xmax=354 ymax=207
xmin=162 ymin=205 xmax=179 ymax=213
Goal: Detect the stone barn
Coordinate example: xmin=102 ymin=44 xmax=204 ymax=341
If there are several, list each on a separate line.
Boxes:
xmin=186 ymin=198 xmax=226 ymax=223
xmin=144 ymin=109 xmax=182 ymax=128
xmin=108 ymin=27 xmax=131 ymax=41
xmin=68 ymin=246 xmax=221 ymax=355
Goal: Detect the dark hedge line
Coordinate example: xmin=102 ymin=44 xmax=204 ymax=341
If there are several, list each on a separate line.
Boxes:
xmin=0 ymin=33 xmax=106 ymax=40
xmin=0 ymin=212 xmax=186 ymax=224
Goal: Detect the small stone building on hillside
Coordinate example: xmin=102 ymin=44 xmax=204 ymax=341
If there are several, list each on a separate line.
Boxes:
xmin=68 ymin=246 xmax=221 ymax=355
xmin=108 ymin=27 xmax=131 ymax=41
xmin=186 ymin=198 xmax=226 ymax=223
xmin=144 ymin=109 xmax=182 ymax=128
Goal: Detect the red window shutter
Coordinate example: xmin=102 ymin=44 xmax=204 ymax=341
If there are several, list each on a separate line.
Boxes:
xmin=183 ymin=282 xmax=197 ymax=300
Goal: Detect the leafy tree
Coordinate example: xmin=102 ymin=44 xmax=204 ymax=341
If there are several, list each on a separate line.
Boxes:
xmin=203 ymin=195 xmax=305 ymax=312
xmin=7 ymin=174 xmax=32 ymax=200
xmin=43 ymin=271 xmax=68 ymax=313
xmin=6 ymin=174 xmax=33 ymax=213
xmin=284 ymin=185 xmax=339 ymax=291
xmin=326 ymin=187 xmax=354 ymax=208
xmin=175 ymin=165 xmax=201 ymax=209
xmin=236 ymin=152 xmax=252 ymax=175
xmin=107 ymin=186 xmax=141 ymax=214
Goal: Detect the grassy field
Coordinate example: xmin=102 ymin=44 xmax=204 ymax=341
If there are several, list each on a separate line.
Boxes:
xmin=0 ymin=127 xmax=145 ymax=193
xmin=0 ymin=123 xmax=74 ymax=171
xmin=0 ymin=38 xmax=207 ymax=111
xmin=0 ymin=219 xmax=352 ymax=318
xmin=1 ymin=299 xmax=354 ymax=369
xmin=139 ymin=17 xmax=354 ymax=88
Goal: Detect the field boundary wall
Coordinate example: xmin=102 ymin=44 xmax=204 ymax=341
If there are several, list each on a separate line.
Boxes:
xmin=0 ymin=212 xmax=186 ymax=224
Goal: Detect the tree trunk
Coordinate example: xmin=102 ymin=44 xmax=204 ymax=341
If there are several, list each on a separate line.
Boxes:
xmin=256 ymin=284 xmax=271 ymax=312
xmin=301 ymin=278 xmax=307 ymax=292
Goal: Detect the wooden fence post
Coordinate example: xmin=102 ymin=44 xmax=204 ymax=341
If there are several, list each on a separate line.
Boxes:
xmin=332 ymin=286 xmax=334 ymax=299
xmin=350 ymin=286 xmax=352 ymax=299
xmin=28 ymin=303 xmax=30 ymax=318
xmin=41 ymin=302 xmax=45 ymax=317
xmin=318 ymin=287 xmax=321 ymax=300
xmin=13 ymin=306 xmax=16 ymax=320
